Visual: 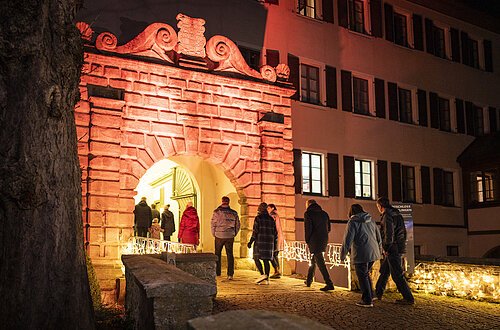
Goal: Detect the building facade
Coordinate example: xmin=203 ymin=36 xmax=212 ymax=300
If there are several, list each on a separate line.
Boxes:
xmin=76 ymin=0 xmax=500 ymax=301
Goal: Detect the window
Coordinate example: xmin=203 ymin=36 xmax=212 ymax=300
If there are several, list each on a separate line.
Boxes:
xmin=433 ymin=26 xmax=446 ymax=59
xmin=348 ymin=0 xmax=365 ymax=33
xmin=402 ymin=166 xmax=415 ymax=202
xmin=238 ymin=46 xmax=261 ymax=71
xmin=438 ymin=97 xmax=451 ymax=132
xmin=302 ymin=152 xmax=323 ymax=195
xmin=300 ymin=64 xmax=320 ymax=105
xmin=298 ymin=0 xmax=317 ymax=19
xmin=443 ymin=171 xmax=454 ymax=206
xmin=473 ymin=106 xmax=484 ymax=136
xmin=398 ymin=88 xmax=412 ymax=124
xmin=446 ymin=245 xmax=459 ymax=257
xmin=353 ymin=77 xmax=369 ymax=115
xmin=393 ymin=12 xmax=408 ymax=47
xmin=355 ymin=159 xmax=373 ymax=199
xmin=470 ymin=170 xmax=499 ymax=203
xmin=468 ymin=38 xmax=479 ymax=68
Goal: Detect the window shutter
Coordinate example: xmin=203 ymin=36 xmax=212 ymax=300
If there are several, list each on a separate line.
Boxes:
xmin=450 ymin=28 xmax=461 ymax=62
xmin=370 ymin=0 xmax=383 ymax=37
xmin=465 ymin=101 xmax=474 ymax=136
xmin=265 ymin=0 xmax=279 ymax=4
xmin=391 ymin=162 xmax=402 ymax=202
xmin=489 ymin=107 xmax=498 ymax=133
xmin=456 ymin=99 xmax=465 ymax=134
xmin=298 ymin=0 xmax=306 ymax=12
xmin=325 ymin=65 xmax=337 ymax=109
xmin=322 ymin=0 xmax=334 ymax=23
xmin=417 ymin=89 xmax=428 ymax=127
xmin=288 ymin=54 xmax=300 ymax=101
xmin=413 ymin=14 xmax=424 ymax=51
xmin=293 ymin=149 xmax=302 ymax=194
xmin=461 ymin=32 xmax=470 ymax=65
xmin=484 ymin=39 xmax=493 ymax=72
xmin=338 ymin=0 xmax=348 ymax=28
xmin=425 ymin=18 xmax=434 ymax=55
xmin=327 ymin=153 xmax=339 ymax=196
xmin=429 ymin=92 xmax=439 ymax=129
xmin=384 ymin=3 xmax=394 ymax=42
xmin=421 ymin=166 xmax=431 ymax=204
xmin=341 ymin=70 xmax=352 ymax=112
xmin=375 ymin=78 xmax=386 ymax=118
xmin=387 ymin=82 xmax=398 ymax=121
xmin=266 ymin=49 xmax=280 ymax=67
xmin=377 ymin=160 xmax=388 ymax=198
xmin=343 ymin=156 xmax=355 ymax=198
xmin=433 ymin=168 xmax=443 ymax=205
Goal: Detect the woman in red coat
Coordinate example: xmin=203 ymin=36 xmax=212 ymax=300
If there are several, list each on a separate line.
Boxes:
xmin=178 ymin=202 xmax=200 ymax=247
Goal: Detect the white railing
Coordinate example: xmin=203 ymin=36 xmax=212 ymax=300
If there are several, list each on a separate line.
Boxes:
xmin=121 ymin=237 xmax=196 ymax=255
xmin=282 ymin=240 xmax=350 ymax=268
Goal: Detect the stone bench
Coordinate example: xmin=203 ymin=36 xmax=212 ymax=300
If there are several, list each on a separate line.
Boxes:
xmin=122 ymin=255 xmax=217 ymax=329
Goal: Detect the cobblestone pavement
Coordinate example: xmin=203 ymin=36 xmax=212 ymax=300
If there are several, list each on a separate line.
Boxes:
xmin=213 ymin=270 xmax=500 ymax=329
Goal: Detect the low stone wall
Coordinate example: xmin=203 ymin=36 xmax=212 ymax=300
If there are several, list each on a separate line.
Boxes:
xmin=122 ymin=255 xmax=217 ymax=329
xmin=161 ymin=252 xmax=217 ymax=292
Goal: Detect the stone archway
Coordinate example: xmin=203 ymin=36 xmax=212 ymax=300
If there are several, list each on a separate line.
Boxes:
xmin=76 ymin=14 xmax=295 ymax=303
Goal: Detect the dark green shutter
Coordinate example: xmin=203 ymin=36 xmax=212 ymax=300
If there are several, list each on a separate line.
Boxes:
xmin=370 ymin=0 xmax=383 ymax=37
xmin=413 ymin=14 xmax=424 ymax=51
xmin=293 ymin=149 xmax=302 ymax=194
xmin=391 ymin=162 xmax=402 ymax=202
xmin=429 ymin=92 xmax=439 ymax=129
xmin=484 ymin=40 xmax=493 ymax=72
xmin=456 ymin=99 xmax=465 ymax=134
xmin=384 ymin=3 xmax=394 ymax=42
xmin=450 ymin=28 xmax=461 ymax=62
xmin=421 ymin=166 xmax=431 ymax=204
xmin=489 ymin=107 xmax=498 ymax=133
xmin=343 ymin=156 xmax=355 ymax=198
xmin=417 ymin=89 xmax=428 ymax=127
xmin=388 ymin=82 xmax=398 ymax=121
xmin=288 ymin=54 xmax=300 ymax=101
xmin=465 ymin=101 xmax=474 ymax=136
xmin=377 ymin=160 xmax=388 ymax=198
xmin=433 ymin=168 xmax=443 ymax=205
xmin=341 ymin=70 xmax=352 ymax=112
xmin=266 ymin=49 xmax=280 ymax=67
xmin=338 ymin=0 xmax=348 ymax=28
xmin=328 ymin=153 xmax=339 ymax=196
xmin=375 ymin=78 xmax=386 ymax=118
xmin=325 ymin=65 xmax=337 ymax=109
xmin=425 ymin=18 xmax=434 ymax=55
xmin=461 ymin=32 xmax=470 ymax=65
xmin=322 ymin=0 xmax=334 ymax=23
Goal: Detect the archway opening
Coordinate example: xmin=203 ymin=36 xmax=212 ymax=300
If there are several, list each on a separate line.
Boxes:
xmin=134 ymin=155 xmax=243 ymax=256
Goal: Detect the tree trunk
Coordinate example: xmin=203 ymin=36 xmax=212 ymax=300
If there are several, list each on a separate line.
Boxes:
xmin=0 ymin=0 xmax=94 ymax=328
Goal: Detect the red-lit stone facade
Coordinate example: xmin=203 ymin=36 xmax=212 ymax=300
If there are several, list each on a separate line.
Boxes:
xmin=76 ymin=16 xmax=295 ymax=301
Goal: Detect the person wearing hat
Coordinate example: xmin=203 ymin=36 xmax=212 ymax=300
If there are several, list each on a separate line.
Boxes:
xmin=134 ymin=196 xmax=153 ymax=237
xmin=211 ymin=196 xmax=240 ymax=280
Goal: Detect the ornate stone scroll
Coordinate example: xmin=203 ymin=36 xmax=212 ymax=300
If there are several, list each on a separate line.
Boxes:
xmin=76 ymin=22 xmax=93 ymax=41
xmin=95 ymin=23 xmax=178 ymax=64
xmin=176 ymin=13 xmax=206 ymax=58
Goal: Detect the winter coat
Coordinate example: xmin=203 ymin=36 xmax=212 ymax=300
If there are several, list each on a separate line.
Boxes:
xmin=340 ymin=212 xmax=382 ymax=263
xmin=178 ymin=206 xmax=200 ymax=245
xmin=134 ymin=201 xmax=152 ymax=228
xmin=251 ymin=211 xmax=277 ymax=260
xmin=380 ymin=207 xmax=407 ymax=254
xmin=269 ymin=210 xmax=284 ymax=251
xmin=304 ymin=202 xmax=331 ymax=254
xmin=211 ymin=205 xmax=240 ymax=239
xmin=149 ymin=222 xmax=163 ymax=239
xmin=161 ymin=209 xmax=175 ymax=237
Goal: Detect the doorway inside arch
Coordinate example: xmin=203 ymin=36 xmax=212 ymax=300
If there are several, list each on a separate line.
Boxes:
xmin=134 ymin=156 xmax=243 ymax=255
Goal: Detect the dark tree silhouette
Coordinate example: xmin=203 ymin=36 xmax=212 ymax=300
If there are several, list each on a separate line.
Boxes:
xmin=0 ymin=0 xmax=94 ymax=328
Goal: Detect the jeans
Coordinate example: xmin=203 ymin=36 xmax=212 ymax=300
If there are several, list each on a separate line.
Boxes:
xmin=136 ymin=227 xmax=148 ymax=238
xmin=270 ymin=250 xmax=280 ymax=271
xmin=215 ymin=237 xmax=235 ymax=276
xmin=355 ymin=261 xmax=375 ymax=304
xmin=306 ymin=252 xmax=333 ymax=286
xmin=375 ymin=253 xmax=414 ymax=302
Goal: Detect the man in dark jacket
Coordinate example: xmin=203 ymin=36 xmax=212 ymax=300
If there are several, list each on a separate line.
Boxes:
xmin=304 ymin=199 xmax=335 ymax=291
xmin=374 ymin=197 xmax=415 ymax=305
xmin=134 ymin=197 xmax=152 ymax=237
xmin=161 ymin=204 xmax=175 ymax=241
xmin=151 ymin=203 xmax=160 ymax=221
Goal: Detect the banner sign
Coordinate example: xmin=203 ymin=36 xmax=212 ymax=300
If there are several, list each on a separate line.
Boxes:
xmin=393 ymin=203 xmax=415 ymax=275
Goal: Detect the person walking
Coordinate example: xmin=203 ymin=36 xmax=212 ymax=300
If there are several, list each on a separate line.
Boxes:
xmin=211 ymin=196 xmax=240 ymax=280
xmin=161 ymin=204 xmax=175 ymax=241
xmin=304 ymin=199 xmax=335 ymax=291
xmin=374 ymin=197 xmax=415 ymax=305
xmin=340 ymin=204 xmax=382 ymax=307
xmin=134 ymin=197 xmax=152 ymax=238
xmin=248 ymin=202 xmax=277 ymax=285
xmin=267 ymin=204 xmax=283 ymax=279
xmin=178 ymin=202 xmax=200 ymax=248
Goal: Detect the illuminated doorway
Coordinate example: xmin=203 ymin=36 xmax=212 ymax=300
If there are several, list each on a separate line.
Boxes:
xmin=134 ymin=156 xmax=242 ymax=255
